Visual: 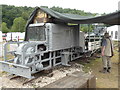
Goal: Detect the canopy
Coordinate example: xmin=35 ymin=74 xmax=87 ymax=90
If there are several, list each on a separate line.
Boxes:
xmin=25 ymin=7 xmax=120 ymax=40
xmin=27 ymin=7 xmax=120 ymax=25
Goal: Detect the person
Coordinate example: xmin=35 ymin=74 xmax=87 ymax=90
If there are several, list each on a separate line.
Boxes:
xmin=100 ymin=32 xmax=114 ymax=73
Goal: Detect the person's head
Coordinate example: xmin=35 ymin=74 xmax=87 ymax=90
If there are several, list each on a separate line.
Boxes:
xmin=104 ymin=32 xmax=109 ymax=38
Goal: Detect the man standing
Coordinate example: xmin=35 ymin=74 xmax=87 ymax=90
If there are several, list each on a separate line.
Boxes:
xmin=100 ymin=32 xmax=114 ymax=73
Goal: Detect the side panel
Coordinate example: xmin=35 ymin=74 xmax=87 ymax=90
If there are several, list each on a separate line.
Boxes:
xmin=79 ymin=31 xmax=85 ymax=52
xmin=73 ymin=26 xmax=79 ymax=46
xmin=48 ymin=23 xmax=79 ymax=51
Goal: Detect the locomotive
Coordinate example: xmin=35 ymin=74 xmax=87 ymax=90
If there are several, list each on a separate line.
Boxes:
xmin=0 ymin=7 xmax=102 ymax=79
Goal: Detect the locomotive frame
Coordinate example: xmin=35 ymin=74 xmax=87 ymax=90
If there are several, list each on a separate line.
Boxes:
xmin=0 ymin=7 xmax=102 ymax=79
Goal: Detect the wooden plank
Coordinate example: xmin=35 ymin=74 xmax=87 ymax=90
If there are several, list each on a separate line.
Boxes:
xmin=43 ymin=71 xmax=96 ymax=88
xmin=87 ymin=75 xmax=96 ymax=88
xmin=44 ymin=76 xmax=88 ymax=88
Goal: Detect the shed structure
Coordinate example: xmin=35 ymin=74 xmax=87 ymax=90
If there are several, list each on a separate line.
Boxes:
xmin=25 ymin=7 xmax=120 ymax=40
xmin=107 ymin=25 xmax=120 ymax=41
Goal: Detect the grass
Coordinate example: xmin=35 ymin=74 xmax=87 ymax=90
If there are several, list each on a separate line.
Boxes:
xmin=0 ymin=71 xmax=8 ymax=77
xmin=0 ymin=42 xmax=15 ymax=61
xmin=82 ymin=58 xmax=102 ymax=73
xmin=0 ymin=54 xmax=14 ymax=77
xmin=81 ymin=41 xmax=119 ymax=72
xmin=80 ymin=42 xmax=119 ymax=88
xmin=0 ymin=43 xmax=15 ymax=77
xmin=0 ymin=54 xmax=14 ymax=61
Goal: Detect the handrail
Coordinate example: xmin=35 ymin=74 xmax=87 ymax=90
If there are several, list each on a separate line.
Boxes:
xmin=4 ymin=41 xmax=28 ymax=61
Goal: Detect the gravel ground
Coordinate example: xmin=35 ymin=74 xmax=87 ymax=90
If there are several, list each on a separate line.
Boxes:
xmin=0 ymin=62 xmax=85 ymax=88
xmin=0 ymin=42 xmax=86 ymax=88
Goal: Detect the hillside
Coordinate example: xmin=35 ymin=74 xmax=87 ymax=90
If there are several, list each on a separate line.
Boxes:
xmin=1 ymin=5 xmax=97 ymax=32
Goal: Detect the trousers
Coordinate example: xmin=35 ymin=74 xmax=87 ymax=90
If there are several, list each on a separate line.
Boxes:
xmin=102 ymin=56 xmax=111 ymax=68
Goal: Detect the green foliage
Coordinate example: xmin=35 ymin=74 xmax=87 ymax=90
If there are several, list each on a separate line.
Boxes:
xmin=11 ymin=17 xmax=26 ymax=32
xmin=1 ymin=22 xmax=9 ymax=33
xmin=2 ymin=5 xmax=97 ymax=32
xmin=41 ymin=6 xmax=48 ymax=8
xmin=21 ymin=12 xmax=29 ymax=20
xmin=80 ymin=24 xmax=94 ymax=33
xmin=0 ymin=5 xmax=2 ymax=25
xmin=80 ymin=25 xmax=88 ymax=33
xmin=2 ymin=5 xmax=33 ymax=28
xmin=50 ymin=6 xmax=97 ymax=16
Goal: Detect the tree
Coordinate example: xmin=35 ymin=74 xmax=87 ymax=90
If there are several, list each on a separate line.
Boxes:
xmin=2 ymin=5 xmax=33 ymax=28
xmin=2 ymin=5 xmax=96 ymax=31
xmin=11 ymin=17 xmax=26 ymax=32
xmin=80 ymin=24 xmax=94 ymax=33
xmin=22 ymin=12 xmax=29 ymax=20
xmin=1 ymin=22 xmax=9 ymax=33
